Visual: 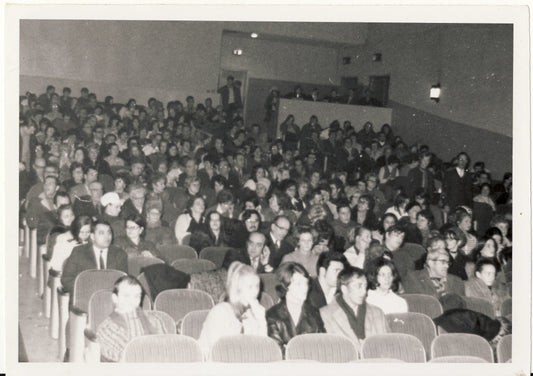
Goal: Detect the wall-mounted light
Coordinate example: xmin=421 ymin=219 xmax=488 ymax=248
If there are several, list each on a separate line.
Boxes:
xmin=430 ymin=83 xmax=441 ymax=103
xmin=233 ymin=49 xmax=243 ymax=56
xmin=250 ymin=32 xmax=258 ymax=38
xmin=372 ymin=53 xmax=382 ymax=62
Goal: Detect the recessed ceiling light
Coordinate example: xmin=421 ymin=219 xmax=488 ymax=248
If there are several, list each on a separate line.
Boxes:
xmin=250 ymin=33 xmax=258 ymax=38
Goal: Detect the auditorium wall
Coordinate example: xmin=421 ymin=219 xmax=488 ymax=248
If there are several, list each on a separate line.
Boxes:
xmin=20 ymin=20 xmax=366 ymax=105
xmin=219 ymin=33 xmax=340 ymax=86
xmin=389 ymin=100 xmax=512 ymax=180
xmin=337 ymin=24 xmax=513 ymax=138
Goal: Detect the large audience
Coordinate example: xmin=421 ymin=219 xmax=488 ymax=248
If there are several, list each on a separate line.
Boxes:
xmin=19 ymin=81 xmax=513 ymax=362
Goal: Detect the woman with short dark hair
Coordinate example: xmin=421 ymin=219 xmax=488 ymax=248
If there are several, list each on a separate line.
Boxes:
xmin=114 ymin=214 xmax=162 ymax=259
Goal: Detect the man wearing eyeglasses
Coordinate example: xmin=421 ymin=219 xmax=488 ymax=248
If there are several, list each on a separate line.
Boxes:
xmin=222 ymin=231 xmax=273 ymax=273
xmin=402 ymin=236 xmax=465 ymax=298
xmin=265 ymin=215 xmax=294 ymax=268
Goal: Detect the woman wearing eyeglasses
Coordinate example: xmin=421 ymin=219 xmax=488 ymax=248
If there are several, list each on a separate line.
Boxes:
xmin=114 ymin=214 xmax=162 ymax=259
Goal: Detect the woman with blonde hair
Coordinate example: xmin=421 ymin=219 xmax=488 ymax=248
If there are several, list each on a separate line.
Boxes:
xmin=198 ymin=261 xmax=267 ymax=359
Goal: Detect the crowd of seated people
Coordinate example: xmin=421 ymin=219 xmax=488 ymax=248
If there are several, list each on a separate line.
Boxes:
xmin=19 ymin=82 xmax=512 ymax=362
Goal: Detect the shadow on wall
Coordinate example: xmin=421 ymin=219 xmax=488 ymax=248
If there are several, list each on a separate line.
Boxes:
xmin=389 ymin=100 xmax=512 ymax=180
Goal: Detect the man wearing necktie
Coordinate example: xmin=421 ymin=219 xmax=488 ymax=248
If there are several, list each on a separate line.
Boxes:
xmin=61 ymin=220 xmax=128 ymax=295
xmin=222 ymin=232 xmax=273 ymax=273
xmin=265 ymin=215 xmax=294 ymax=268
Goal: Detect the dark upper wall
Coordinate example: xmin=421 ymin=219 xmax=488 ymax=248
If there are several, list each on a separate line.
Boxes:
xmin=20 ymin=20 xmax=367 ymax=104
xmin=338 ymin=24 xmax=513 ymax=137
xmin=389 ymin=100 xmax=511 ymax=179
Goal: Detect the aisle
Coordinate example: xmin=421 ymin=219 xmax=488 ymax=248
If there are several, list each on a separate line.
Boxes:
xmin=18 ymin=254 xmax=61 ymax=362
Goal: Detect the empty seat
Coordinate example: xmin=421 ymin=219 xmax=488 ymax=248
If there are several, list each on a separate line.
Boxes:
xmin=136 ymin=273 xmax=152 ymax=303
xmin=401 ymin=294 xmax=443 ymax=318
xmin=385 ymin=312 xmax=436 ymax=358
xmin=122 ymin=334 xmax=203 ymax=362
xmin=171 ymin=258 xmax=217 ymax=274
xmin=154 ymin=289 xmax=214 ymax=325
xmin=496 ymin=334 xmax=512 ymax=363
xmin=198 ymin=247 xmax=232 ymax=268
xmin=259 ymin=292 xmax=274 ymax=310
xmin=361 ymin=333 xmax=426 ymax=363
xmin=398 ymin=242 xmax=426 ymax=265
xmin=286 ymin=333 xmax=358 ymax=363
xmin=259 ymin=273 xmax=280 ymax=304
xmin=157 ymin=244 xmax=198 ymax=263
xmin=180 ymin=309 xmax=210 ymax=339
xmin=210 ymin=335 xmax=283 ymax=362
xmin=189 ymin=269 xmax=228 ymax=303
xmin=128 ymin=255 xmax=165 ymax=277
xmin=429 ymin=355 xmax=489 ymax=363
xmin=500 ymin=298 xmax=512 ymax=318
xmin=463 ymin=296 xmax=495 ymax=319
xmin=430 ymin=333 xmax=494 ymax=363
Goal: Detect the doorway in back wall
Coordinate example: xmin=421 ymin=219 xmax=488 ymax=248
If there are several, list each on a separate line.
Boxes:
xmin=369 ymin=75 xmax=390 ymax=107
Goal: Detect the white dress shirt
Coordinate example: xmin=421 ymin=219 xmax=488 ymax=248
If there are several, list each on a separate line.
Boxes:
xmin=92 ymin=245 xmax=109 ymax=269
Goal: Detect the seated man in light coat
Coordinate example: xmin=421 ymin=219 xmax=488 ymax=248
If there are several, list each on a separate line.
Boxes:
xmin=320 ymin=265 xmax=389 ymax=353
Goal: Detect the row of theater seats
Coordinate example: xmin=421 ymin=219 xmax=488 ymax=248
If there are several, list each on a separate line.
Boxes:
xmin=19 ymin=226 xmax=512 ymax=363
xmin=88 ymin=331 xmax=512 ymax=363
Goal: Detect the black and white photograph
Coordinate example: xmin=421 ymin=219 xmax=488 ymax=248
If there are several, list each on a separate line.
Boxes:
xmin=2 ymin=3 xmax=531 ymax=376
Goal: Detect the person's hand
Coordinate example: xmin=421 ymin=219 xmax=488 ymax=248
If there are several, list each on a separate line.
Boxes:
xmin=141 ymin=250 xmax=154 ymax=258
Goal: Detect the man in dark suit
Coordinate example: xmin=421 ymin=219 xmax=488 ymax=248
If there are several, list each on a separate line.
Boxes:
xmin=217 ymin=75 xmax=242 ymax=118
xmin=308 ymin=252 xmax=347 ymax=309
xmin=222 ymin=231 xmax=273 ymax=273
xmin=402 ymin=237 xmax=465 ymax=299
xmin=443 ymin=152 xmax=473 ymax=210
xmin=264 ymin=215 xmax=294 ymax=268
xmin=407 ymin=151 xmax=435 ymax=201
xmin=61 ymin=220 xmax=128 ymax=294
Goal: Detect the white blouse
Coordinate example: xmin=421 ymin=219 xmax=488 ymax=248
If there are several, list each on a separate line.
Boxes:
xmin=366 ymin=289 xmax=408 ymax=314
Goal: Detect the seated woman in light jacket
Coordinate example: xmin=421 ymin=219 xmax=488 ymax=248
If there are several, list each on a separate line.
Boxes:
xmin=49 ymin=215 xmax=92 ymax=277
xmin=198 ymin=262 xmax=267 ymax=360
